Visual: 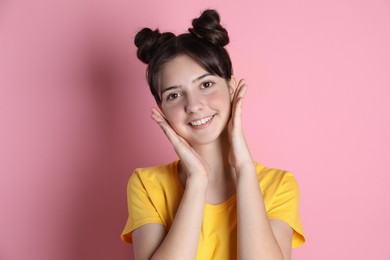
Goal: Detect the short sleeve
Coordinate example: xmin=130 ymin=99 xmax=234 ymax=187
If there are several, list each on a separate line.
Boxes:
xmin=267 ymin=172 xmax=305 ymax=248
xmin=121 ymin=169 xmax=164 ymax=243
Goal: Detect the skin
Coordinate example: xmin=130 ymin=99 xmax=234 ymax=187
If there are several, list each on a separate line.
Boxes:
xmin=132 ymin=54 xmax=293 ymax=260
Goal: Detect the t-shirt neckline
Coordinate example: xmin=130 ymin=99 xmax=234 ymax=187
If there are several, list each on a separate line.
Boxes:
xmin=172 ymin=160 xmax=237 ymax=210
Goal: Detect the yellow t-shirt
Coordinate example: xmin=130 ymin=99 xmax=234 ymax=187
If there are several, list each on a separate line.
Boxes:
xmin=121 ymin=161 xmax=305 ymax=259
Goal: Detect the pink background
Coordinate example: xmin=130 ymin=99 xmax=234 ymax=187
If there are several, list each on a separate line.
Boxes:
xmin=1 ymin=0 xmax=389 ymax=259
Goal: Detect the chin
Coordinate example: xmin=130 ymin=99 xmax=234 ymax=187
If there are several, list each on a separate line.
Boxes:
xmin=187 ymin=130 xmax=227 ymax=146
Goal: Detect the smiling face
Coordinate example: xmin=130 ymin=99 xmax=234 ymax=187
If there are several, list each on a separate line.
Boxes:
xmin=158 ymin=55 xmax=236 ymax=146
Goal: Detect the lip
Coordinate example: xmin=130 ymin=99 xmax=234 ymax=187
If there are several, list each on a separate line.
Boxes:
xmin=188 ymin=115 xmax=214 ymax=129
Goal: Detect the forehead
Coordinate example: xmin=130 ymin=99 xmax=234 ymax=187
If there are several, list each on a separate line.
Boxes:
xmin=158 ymin=55 xmax=208 ymax=87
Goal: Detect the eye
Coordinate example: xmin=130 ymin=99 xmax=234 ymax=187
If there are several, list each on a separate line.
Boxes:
xmin=167 ymin=92 xmax=181 ymax=101
xmin=201 ymin=81 xmax=214 ymax=89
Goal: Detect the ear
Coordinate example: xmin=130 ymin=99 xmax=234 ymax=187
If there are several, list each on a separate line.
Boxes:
xmin=228 ymin=76 xmax=237 ymax=100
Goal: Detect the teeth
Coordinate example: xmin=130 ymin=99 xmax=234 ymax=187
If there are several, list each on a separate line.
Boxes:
xmin=190 ymin=116 xmax=213 ymax=126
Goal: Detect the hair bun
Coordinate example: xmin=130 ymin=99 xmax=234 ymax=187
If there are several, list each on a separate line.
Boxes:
xmin=134 ymin=28 xmax=175 ymax=64
xmin=189 ymin=9 xmax=229 ymax=47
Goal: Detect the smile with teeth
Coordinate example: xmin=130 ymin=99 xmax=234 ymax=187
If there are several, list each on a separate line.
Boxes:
xmin=189 ymin=116 xmax=213 ymax=126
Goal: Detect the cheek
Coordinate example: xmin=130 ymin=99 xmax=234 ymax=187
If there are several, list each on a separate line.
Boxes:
xmin=161 ymin=104 xmax=182 ymax=125
xmin=207 ymin=90 xmax=232 ymax=111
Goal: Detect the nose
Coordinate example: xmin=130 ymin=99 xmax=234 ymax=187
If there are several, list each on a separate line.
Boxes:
xmin=184 ymin=93 xmax=204 ymax=113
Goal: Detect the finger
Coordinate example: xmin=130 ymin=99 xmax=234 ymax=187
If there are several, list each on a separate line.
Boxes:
xmin=231 ymin=79 xmax=247 ymax=113
xmin=150 ymin=108 xmax=182 ymax=145
xmin=150 ymin=108 xmax=195 ymax=156
xmin=150 ymin=108 xmax=171 ymax=128
xmin=236 ymin=79 xmax=248 ymax=99
xmin=232 ymin=79 xmax=245 ymax=102
xmin=151 ymin=108 xmax=201 ymax=167
xmin=231 ymin=82 xmax=248 ymax=118
xmin=237 ymin=78 xmax=246 ymax=89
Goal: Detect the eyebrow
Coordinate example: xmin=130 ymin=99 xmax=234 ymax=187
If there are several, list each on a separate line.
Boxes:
xmin=160 ymin=73 xmax=212 ymax=96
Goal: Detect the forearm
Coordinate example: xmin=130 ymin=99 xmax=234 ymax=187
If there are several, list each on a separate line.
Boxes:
xmin=151 ymin=177 xmax=207 ymax=260
xmin=236 ymin=165 xmax=284 ymax=260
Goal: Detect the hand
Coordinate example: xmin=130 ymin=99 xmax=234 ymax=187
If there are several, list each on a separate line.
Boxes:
xmin=227 ymin=79 xmax=254 ymax=172
xmin=151 ymin=108 xmax=209 ymax=181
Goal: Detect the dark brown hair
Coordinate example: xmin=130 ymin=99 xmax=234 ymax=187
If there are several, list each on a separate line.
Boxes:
xmin=134 ymin=9 xmax=233 ymax=104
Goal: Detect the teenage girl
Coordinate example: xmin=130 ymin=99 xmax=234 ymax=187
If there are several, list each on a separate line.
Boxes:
xmin=121 ymin=9 xmax=305 ymax=260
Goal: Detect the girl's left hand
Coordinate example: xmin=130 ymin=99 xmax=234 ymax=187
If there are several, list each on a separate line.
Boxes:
xmin=228 ymin=79 xmax=254 ymax=173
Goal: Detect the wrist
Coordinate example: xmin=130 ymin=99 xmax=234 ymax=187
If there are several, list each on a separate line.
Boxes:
xmin=186 ymin=175 xmax=209 ymax=190
xmin=235 ymin=162 xmax=256 ymax=177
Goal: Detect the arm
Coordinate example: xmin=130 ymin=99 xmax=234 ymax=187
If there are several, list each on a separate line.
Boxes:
xmin=236 ymin=165 xmax=293 ymax=260
xmin=131 ymin=109 xmax=209 ymax=260
xmin=132 ymin=177 xmax=207 ymax=260
xmin=228 ymin=79 xmax=293 ymax=260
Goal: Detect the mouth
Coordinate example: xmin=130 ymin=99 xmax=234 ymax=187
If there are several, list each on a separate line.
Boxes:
xmin=189 ymin=115 xmax=214 ymax=126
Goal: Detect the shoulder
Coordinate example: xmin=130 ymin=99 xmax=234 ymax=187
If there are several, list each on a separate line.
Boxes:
xmin=129 ymin=161 xmax=179 ymax=185
xmin=132 ymin=160 xmax=179 ymax=176
xmin=254 ymin=161 xmax=300 ymax=201
xmin=127 ymin=160 xmax=181 ymax=197
xmin=254 ymin=162 xmax=297 ymax=186
xmin=254 ymin=162 xmax=305 ymax=247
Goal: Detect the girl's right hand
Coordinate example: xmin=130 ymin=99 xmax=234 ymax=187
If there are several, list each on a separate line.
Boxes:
xmin=151 ymin=108 xmax=209 ymax=182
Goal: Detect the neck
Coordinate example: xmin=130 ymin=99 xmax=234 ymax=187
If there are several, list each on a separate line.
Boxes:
xmin=184 ymin=130 xmax=235 ymax=184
